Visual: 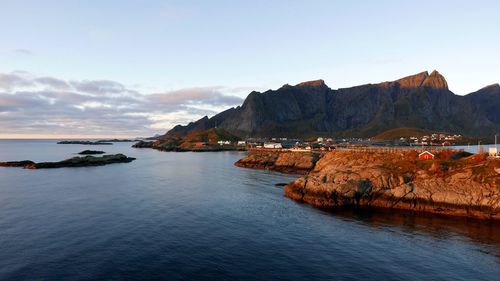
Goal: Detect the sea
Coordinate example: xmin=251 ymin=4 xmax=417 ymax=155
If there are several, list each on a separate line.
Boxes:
xmin=0 ymin=139 xmax=498 ymax=280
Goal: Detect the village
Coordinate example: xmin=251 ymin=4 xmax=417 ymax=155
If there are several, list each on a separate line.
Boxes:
xmin=212 ymin=133 xmax=500 ymax=158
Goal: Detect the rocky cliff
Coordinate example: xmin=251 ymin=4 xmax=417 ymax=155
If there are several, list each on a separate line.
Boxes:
xmin=166 ymin=70 xmax=500 ymax=139
xmin=235 ymin=150 xmax=500 ymax=219
xmin=234 ymin=151 xmax=322 ymax=174
xmin=285 ymin=150 xmax=500 ymax=219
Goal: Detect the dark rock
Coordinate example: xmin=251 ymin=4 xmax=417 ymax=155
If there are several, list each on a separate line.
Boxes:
xmin=132 ymin=140 xmax=155 ymax=148
xmin=0 ymin=160 xmax=35 ymax=167
xmin=78 ymin=150 xmax=105 ymax=155
xmin=0 ymin=154 xmax=135 ymax=169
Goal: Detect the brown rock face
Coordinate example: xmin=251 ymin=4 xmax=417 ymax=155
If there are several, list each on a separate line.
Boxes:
xmin=235 ymin=151 xmax=321 ymax=174
xmin=284 ymin=151 xmax=500 ymax=219
xmin=394 ymin=71 xmax=429 ymax=88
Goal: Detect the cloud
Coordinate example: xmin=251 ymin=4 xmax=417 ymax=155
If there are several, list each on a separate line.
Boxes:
xmin=11 ymin=48 xmax=33 ymax=55
xmin=0 ymin=72 xmax=35 ymax=90
xmin=35 ymin=77 xmax=70 ymax=89
xmin=148 ymin=87 xmax=243 ymax=106
xmin=70 ymin=80 xmax=131 ymax=95
xmin=0 ymin=71 xmax=245 ymax=137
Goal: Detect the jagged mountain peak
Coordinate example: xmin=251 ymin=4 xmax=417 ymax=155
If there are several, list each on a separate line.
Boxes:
xmin=296 ymin=79 xmax=327 ymax=88
xmin=394 ymin=71 xmax=429 ymax=88
xmin=391 ymin=70 xmax=448 ymax=89
xmin=422 ymin=70 xmax=448 ymax=89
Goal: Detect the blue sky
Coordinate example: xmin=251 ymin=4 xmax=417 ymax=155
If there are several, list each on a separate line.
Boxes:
xmin=1 ymin=0 xmax=499 ymax=137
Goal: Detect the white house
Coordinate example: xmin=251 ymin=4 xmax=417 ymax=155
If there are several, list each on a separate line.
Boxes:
xmin=237 ymin=141 xmax=246 ymax=146
xmin=217 ymin=140 xmax=231 ymax=145
xmin=264 ymin=142 xmax=282 ymax=149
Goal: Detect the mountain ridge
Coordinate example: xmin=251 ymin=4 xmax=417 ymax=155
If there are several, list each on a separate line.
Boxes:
xmin=164 ymin=70 xmax=499 ymax=139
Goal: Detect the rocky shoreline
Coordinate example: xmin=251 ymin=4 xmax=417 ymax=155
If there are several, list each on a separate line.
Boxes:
xmin=235 ymin=150 xmax=500 ymax=220
xmin=234 ymin=151 xmax=322 ymax=174
xmin=0 ymin=154 xmax=135 ymax=169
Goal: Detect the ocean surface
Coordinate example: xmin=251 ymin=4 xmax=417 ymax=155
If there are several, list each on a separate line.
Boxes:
xmin=0 ymin=139 xmax=498 ymax=280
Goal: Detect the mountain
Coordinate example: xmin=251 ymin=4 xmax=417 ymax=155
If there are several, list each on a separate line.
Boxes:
xmin=465 ymin=83 xmax=500 ymax=124
xmin=165 ymin=71 xmax=500 ymax=139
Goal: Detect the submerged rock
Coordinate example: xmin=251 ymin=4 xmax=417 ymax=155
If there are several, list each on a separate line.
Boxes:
xmin=0 ymin=154 xmax=135 ymax=169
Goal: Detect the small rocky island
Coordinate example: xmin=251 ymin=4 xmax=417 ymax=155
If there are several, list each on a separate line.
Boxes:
xmin=236 ymin=149 xmax=500 ymax=220
xmin=97 ymin=139 xmax=135 ymax=142
xmin=78 ymin=150 xmax=106 ymax=155
xmin=0 ymin=154 xmax=135 ymax=169
xmin=57 ymin=141 xmax=113 ymax=145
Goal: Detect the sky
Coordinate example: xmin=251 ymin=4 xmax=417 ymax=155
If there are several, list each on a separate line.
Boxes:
xmin=1 ymin=0 xmax=499 ymax=138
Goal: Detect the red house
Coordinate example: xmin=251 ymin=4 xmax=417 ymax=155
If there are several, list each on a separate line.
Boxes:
xmin=418 ymin=151 xmax=435 ymax=160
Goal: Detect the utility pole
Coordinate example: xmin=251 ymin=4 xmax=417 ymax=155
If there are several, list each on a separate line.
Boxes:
xmin=495 ymin=134 xmax=499 ymax=156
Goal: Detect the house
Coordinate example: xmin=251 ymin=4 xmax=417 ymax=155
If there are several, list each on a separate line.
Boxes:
xmin=418 ymin=151 xmax=435 ymax=160
xmin=264 ymin=142 xmax=282 ymax=149
xmin=194 ymin=142 xmax=207 ymax=148
xmin=217 ymin=140 xmax=231 ymax=146
xmin=237 ymin=141 xmax=246 ymax=146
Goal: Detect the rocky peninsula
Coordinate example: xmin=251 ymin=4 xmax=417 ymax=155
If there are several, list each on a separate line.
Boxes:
xmin=236 ymin=149 xmax=500 ymax=220
xmin=133 ymin=128 xmax=245 ymax=152
xmin=0 ymin=154 xmax=135 ymax=169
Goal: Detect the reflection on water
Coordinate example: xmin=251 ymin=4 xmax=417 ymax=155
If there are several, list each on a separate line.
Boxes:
xmin=327 ymin=208 xmax=500 ymax=252
xmin=0 ymin=139 xmax=498 ymax=280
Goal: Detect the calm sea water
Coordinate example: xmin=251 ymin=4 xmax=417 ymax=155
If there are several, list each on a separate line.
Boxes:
xmin=0 ymin=140 xmax=498 ymax=280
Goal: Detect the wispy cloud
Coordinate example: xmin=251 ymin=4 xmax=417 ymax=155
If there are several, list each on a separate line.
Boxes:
xmin=11 ymin=48 xmax=33 ymax=55
xmin=0 ymin=71 xmax=244 ymax=137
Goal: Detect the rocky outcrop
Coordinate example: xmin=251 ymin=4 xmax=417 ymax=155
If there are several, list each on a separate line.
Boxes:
xmin=0 ymin=160 xmax=35 ymax=167
xmin=78 ymin=150 xmax=105 ymax=155
xmin=132 ymin=140 xmax=156 ymax=148
xmin=235 ymin=151 xmax=322 ymax=174
xmin=0 ymin=154 xmax=135 ymax=169
xmin=134 ymin=128 xmax=244 ymax=152
xmin=57 ymin=141 xmax=112 ymax=145
xmin=284 ymin=151 xmax=500 ymax=219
